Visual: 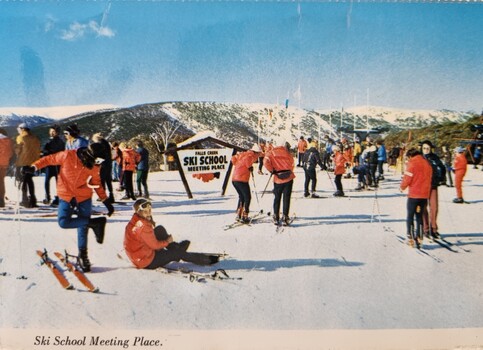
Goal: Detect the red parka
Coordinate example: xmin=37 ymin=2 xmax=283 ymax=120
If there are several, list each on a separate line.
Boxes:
xmin=0 ymin=135 xmax=13 ymax=167
xmin=263 ymin=146 xmax=295 ymax=184
xmin=231 ymin=150 xmax=259 ymax=182
xmin=122 ymin=148 xmax=141 ymax=172
xmin=33 ymin=150 xmax=107 ymax=203
xmin=333 ymin=152 xmax=347 ymax=175
xmin=297 ymin=139 xmax=308 ymax=154
xmin=400 ymin=155 xmax=432 ymax=199
xmin=453 ymin=152 xmax=468 ymax=176
xmin=124 ymin=213 xmax=169 ymax=268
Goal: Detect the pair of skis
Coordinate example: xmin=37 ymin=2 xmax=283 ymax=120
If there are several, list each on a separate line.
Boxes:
xmin=36 ymin=249 xmax=99 ymax=292
xmin=223 ymin=210 xmax=267 ymax=230
xmin=157 ymin=266 xmax=241 ymax=283
xmin=275 ymin=214 xmax=296 ymax=233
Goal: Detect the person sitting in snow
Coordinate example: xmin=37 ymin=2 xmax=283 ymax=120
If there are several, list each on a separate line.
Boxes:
xmin=231 ymin=144 xmax=262 ymax=223
xmin=124 ymin=198 xmax=220 ymax=269
xmin=32 ymin=143 xmax=115 ymax=272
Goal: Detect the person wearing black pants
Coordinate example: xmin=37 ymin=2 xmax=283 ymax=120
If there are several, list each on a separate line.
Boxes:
xmin=273 ymin=180 xmax=293 ymax=222
xmin=232 ymin=181 xmax=251 ymax=220
xmin=400 ymin=148 xmax=433 ymax=248
xmin=124 ymin=199 xmax=220 ymax=269
xmin=406 ymin=198 xmax=427 ymax=244
xmin=42 ymin=125 xmax=65 ymax=205
xmin=263 ymin=137 xmax=295 ymax=226
xmin=92 ymin=133 xmax=114 ymax=202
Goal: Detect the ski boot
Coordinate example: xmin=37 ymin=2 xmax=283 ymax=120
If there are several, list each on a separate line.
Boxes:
xmin=407 ymin=238 xmax=415 ymax=248
xmin=282 ymin=215 xmax=291 ymax=226
xmin=235 ymin=206 xmax=243 ymax=222
xmin=241 ymin=211 xmax=250 ymax=224
xmin=272 ymin=214 xmax=280 ymax=226
xmin=453 ymin=198 xmax=464 ymax=204
xmin=51 ymin=196 xmax=59 ymax=207
xmin=20 ymin=192 xmax=30 ymax=207
xmin=168 ymin=240 xmax=191 ymax=252
xmin=29 ymin=195 xmax=39 ymax=208
xmin=88 ymin=217 xmax=107 ymax=244
xmin=355 ymin=183 xmax=365 ymax=191
xmin=304 ymin=192 xmax=310 ymax=198
xmin=310 ymin=192 xmax=320 ymax=198
xmin=78 ymin=249 xmax=91 ymax=272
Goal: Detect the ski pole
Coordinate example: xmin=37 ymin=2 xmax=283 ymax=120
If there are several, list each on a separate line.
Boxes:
xmin=260 ymin=173 xmax=273 ymax=198
xmin=370 ymin=185 xmax=382 ymax=224
xmin=250 ymin=169 xmax=262 ymax=212
xmin=324 ymin=169 xmax=336 ymax=192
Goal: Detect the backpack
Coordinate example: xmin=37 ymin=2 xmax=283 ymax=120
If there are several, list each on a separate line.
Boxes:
xmin=304 ymin=150 xmax=318 ymax=171
xmin=366 ymin=150 xmax=378 ymax=165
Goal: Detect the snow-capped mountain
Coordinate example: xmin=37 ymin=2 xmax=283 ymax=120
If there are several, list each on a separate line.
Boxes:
xmin=1 ymin=102 xmax=476 ymax=148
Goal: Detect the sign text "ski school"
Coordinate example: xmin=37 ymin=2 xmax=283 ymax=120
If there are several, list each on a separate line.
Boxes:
xmin=178 ymin=148 xmax=232 ymax=174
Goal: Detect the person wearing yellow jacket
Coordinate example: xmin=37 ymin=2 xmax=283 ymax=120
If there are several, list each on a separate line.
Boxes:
xmin=15 ymin=123 xmax=41 ymax=208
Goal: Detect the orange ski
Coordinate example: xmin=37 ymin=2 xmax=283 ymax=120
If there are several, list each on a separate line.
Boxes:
xmin=54 ymin=251 xmax=99 ymax=293
xmin=36 ymin=249 xmax=74 ymax=290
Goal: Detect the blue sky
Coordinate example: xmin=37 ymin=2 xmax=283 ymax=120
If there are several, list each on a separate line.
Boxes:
xmin=0 ymin=2 xmax=482 ymax=112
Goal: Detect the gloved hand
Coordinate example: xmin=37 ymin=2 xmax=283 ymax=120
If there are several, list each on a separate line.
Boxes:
xmin=103 ymin=198 xmax=115 ymax=217
xmin=21 ymin=166 xmax=36 ymax=175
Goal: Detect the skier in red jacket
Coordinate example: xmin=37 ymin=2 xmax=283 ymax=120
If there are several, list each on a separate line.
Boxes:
xmin=33 ymin=144 xmax=115 ymax=272
xmin=231 ymin=144 xmax=261 ymax=223
xmin=263 ymin=137 xmax=295 ymax=226
xmin=400 ymin=148 xmax=433 ymax=248
xmin=453 ymin=147 xmax=468 ymax=203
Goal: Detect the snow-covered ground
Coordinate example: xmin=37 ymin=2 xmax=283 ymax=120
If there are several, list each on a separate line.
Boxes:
xmin=1 ymin=163 xmax=482 ymax=349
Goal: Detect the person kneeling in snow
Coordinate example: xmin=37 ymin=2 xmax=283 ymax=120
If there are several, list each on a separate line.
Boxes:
xmin=124 ymin=199 xmax=220 ymax=269
xmin=32 ymin=144 xmax=115 ymax=272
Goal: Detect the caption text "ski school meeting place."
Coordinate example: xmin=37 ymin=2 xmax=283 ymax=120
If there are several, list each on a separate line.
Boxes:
xmin=33 ymin=335 xmax=164 ymax=348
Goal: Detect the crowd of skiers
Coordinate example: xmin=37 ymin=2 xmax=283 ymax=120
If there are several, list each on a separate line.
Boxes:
xmin=229 ymin=132 xmax=475 ymax=248
xmin=0 ymin=122 xmax=152 ymax=272
xmin=0 ymin=121 xmax=479 ymax=271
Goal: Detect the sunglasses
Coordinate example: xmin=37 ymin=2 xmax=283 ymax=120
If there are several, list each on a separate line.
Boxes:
xmin=64 ymin=132 xmax=70 ymax=136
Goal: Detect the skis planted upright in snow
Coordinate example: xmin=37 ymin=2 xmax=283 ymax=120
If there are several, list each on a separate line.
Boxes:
xmin=36 ymin=249 xmax=74 ymax=290
xmin=54 ymin=251 xmax=99 ymax=293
